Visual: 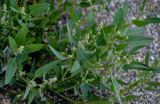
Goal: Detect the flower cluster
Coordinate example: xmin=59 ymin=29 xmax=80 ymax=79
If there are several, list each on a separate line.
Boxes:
xmin=15 ymin=46 xmax=25 ymax=55
xmin=1 ymin=5 xmax=9 ymax=26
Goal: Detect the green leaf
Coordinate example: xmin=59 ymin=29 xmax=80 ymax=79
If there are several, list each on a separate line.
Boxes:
xmin=23 ymin=87 xmax=30 ymax=99
xmin=67 ymin=23 xmax=75 ymax=45
xmin=140 ymin=0 xmax=147 ymax=11
xmin=144 ymin=86 xmax=156 ymax=91
xmin=145 ymin=49 xmax=150 ymax=65
xmin=25 ymin=37 xmax=35 ymax=45
xmin=88 ymin=11 xmax=94 ymax=22
xmin=121 ymin=79 xmax=141 ymax=94
xmin=25 ymin=44 xmax=44 ymax=53
xmin=30 ymin=59 xmax=36 ymax=73
xmin=124 ymin=95 xmax=137 ymax=101
xmin=15 ymin=25 xmax=28 ymax=46
xmin=10 ymin=6 xmax=19 ymax=13
xmin=28 ymin=88 xmax=38 ymax=104
xmin=53 ymin=65 xmax=62 ymax=80
xmin=48 ymin=45 xmax=66 ymax=60
xmin=67 ymin=6 xmax=77 ymax=21
xmin=108 ymin=78 xmax=127 ymax=86
xmin=145 ymin=17 xmax=160 ymax=23
xmin=76 ymin=49 xmax=88 ymax=64
xmin=132 ymin=20 xmax=148 ymax=27
xmin=34 ymin=60 xmax=60 ymax=78
xmin=113 ymin=8 xmax=124 ymax=29
xmin=116 ymin=43 xmax=128 ymax=51
xmin=128 ymin=45 xmax=146 ymax=55
xmin=79 ymin=1 xmax=91 ymax=7
xmin=102 ymin=25 xmax=114 ymax=35
xmin=16 ymin=52 xmax=28 ymax=64
xmin=123 ymin=61 xmax=156 ymax=71
xmin=40 ymin=17 xmax=49 ymax=29
xmin=126 ymin=27 xmax=153 ymax=48
xmin=8 ymin=36 xmax=18 ymax=51
xmin=80 ymin=82 xmax=89 ymax=100
xmin=50 ymin=10 xmax=61 ymax=23
xmin=29 ymin=3 xmax=50 ymax=16
xmin=111 ymin=74 xmax=122 ymax=104
xmin=132 ymin=17 xmax=160 ymax=27
xmin=5 ymin=58 xmax=17 ymax=85
xmin=126 ymin=27 xmax=144 ymax=36
xmin=78 ymin=0 xmax=99 ymax=7
xmin=78 ymin=100 xmax=109 ymax=104
xmin=146 ymin=81 xmax=160 ymax=86
xmin=123 ymin=0 xmax=128 ymax=17
xmin=71 ymin=60 xmax=81 ymax=76
xmin=9 ymin=0 xmax=19 ymax=10
xmin=115 ymin=79 xmax=128 ymax=85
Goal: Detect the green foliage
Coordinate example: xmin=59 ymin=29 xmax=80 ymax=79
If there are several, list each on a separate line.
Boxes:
xmin=5 ymin=58 xmax=17 ymax=84
xmin=132 ymin=17 xmax=160 ymax=27
xmin=111 ymin=73 xmax=122 ymax=104
xmin=29 ymin=3 xmax=50 ymax=16
xmin=0 ymin=0 xmax=159 ymax=103
xmin=15 ymin=25 xmax=28 ymax=46
xmin=25 ymin=44 xmax=44 ymax=53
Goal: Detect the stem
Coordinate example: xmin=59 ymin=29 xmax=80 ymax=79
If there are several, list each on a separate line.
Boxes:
xmin=16 ymin=81 xmax=26 ymax=88
xmin=50 ymin=89 xmax=77 ymax=103
xmin=62 ymin=68 xmax=69 ymax=81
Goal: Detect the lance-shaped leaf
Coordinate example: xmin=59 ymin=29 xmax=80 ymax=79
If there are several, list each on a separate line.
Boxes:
xmin=9 ymin=0 xmax=19 ymax=10
xmin=48 ymin=45 xmax=66 ymax=60
xmin=123 ymin=61 xmax=156 ymax=71
xmin=15 ymin=25 xmax=28 ymax=46
xmin=5 ymin=58 xmax=17 ymax=84
xmin=140 ymin=0 xmax=147 ymax=11
xmin=121 ymin=79 xmax=141 ymax=94
xmin=146 ymin=81 xmax=160 ymax=86
xmin=123 ymin=0 xmax=129 ymax=17
xmin=29 ymin=3 xmax=50 ymax=16
xmin=34 ymin=60 xmax=60 ymax=78
xmin=126 ymin=27 xmax=153 ymax=49
xmin=145 ymin=49 xmax=150 ymax=65
xmin=132 ymin=17 xmax=160 ymax=27
xmin=71 ymin=60 xmax=81 ymax=77
xmin=25 ymin=44 xmax=44 ymax=53
xmin=67 ymin=23 xmax=75 ymax=45
xmin=23 ymin=86 xmax=30 ymax=99
xmin=80 ymin=82 xmax=89 ymax=100
xmin=113 ymin=8 xmax=124 ymax=29
xmin=28 ymin=88 xmax=38 ymax=104
xmin=8 ymin=36 xmax=18 ymax=51
xmin=111 ymin=74 xmax=122 ymax=104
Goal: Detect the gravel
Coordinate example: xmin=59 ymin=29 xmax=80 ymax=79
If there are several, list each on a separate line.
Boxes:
xmin=97 ymin=0 xmax=160 ymax=103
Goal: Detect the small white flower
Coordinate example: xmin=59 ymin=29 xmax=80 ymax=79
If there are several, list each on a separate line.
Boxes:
xmin=72 ymin=47 xmax=77 ymax=51
xmin=30 ymin=80 xmax=36 ymax=87
xmin=21 ymin=7 xmax=26 ymax=15
xmin=19 ymin=71 xmax=25 ymax=76
xmin=1 ymin=16 xmax=6 ymax=24
xmin=3 ymin=4 xmax=7 ymax=12
xmin=17 ymin=46 xmax=24 ymax=54
xmin=44 ymin=80 xmax=48 ymax=84
xmin=49 ymin=77 xmax=57 ymax=84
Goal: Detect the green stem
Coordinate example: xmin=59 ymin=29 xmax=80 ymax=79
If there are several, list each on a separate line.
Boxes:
xmin=50 ymin=89 xmax=77 ymax=103
xmin=62 ymin=69 xmax=69 ymax=81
